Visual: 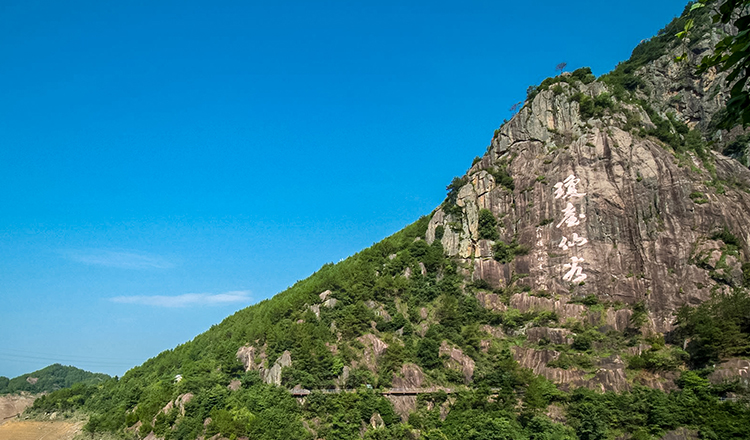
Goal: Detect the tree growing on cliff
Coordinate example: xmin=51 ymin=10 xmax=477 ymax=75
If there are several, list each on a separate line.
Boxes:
xmin=685 ymin=0 xmax=750 ymax=127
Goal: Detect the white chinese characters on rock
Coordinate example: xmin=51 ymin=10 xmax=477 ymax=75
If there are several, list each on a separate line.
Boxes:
xmin=554 ymin=174 xmax=588 ymax=284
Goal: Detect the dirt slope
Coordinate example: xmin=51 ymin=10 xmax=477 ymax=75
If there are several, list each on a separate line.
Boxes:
xmin=0 ymin=420 xmax=83 ymax=440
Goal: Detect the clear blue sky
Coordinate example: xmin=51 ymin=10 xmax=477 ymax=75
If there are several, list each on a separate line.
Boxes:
xmin=1 ymin=0 xmax=689 ymax=378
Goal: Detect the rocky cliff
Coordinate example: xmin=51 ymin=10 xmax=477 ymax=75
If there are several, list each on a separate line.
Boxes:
xmin=426 ymin=14 xmax=750 ymax=335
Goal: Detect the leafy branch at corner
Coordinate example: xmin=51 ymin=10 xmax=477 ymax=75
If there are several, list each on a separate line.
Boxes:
xmin=682 ymin=0 xmax=750 ymax=127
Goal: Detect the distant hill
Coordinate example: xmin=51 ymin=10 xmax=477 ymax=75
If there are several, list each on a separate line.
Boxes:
xmin=0 ymin=364 xmax=110 ymax=395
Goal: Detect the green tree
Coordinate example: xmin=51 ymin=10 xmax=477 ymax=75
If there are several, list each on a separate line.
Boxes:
xmin=478 ymin=209 xmax=500 ymax=240
xmin=689 ymin=0 xmax=750 ymax=127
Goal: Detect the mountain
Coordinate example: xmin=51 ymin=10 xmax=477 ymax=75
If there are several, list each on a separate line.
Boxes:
xmin=0 ymin=364 xmax=110 ymax=395
xmin=28 ymin=3 xmax=750 ymax=440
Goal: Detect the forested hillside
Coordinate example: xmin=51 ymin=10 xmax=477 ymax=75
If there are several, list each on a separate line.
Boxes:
xmin=0 ymin=364 xmax=110 ymax=395
xmin=27 ymin=2 xmax=750 ymax=439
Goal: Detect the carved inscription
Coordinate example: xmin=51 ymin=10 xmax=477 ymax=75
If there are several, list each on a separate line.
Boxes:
xmin=554 ymin=174 xmax=588 ymax=283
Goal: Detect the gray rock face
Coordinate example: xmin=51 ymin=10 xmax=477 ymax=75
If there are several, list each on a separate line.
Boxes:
xmin=356 ymin=334 xmax=388 ymax=373
xmin=439 ymin=341 xmax=475 ymax=384
xmin=236 ymin=344 xmax=267 ymax=372
xmin=660 ymin=427 xmax=699 ymax=440
xmin=526 ymin=327 xmax=573 ymax=345
xmin=512 ymin=347 xmax=630 ymax=392
xmin=475 ymin=291 xmax=507 ymax=312
xmin=391 ymin=363 xmax=424 ymax=389
xmin=236 ymin=345 xmax=291 ymax=386
xmin=426 ymin=50 xmax=750 ymax=333
xmin=264 ymin=350 xmax=292 ymax=386
xmin=708 ymin=358 xmax=750 ymax=386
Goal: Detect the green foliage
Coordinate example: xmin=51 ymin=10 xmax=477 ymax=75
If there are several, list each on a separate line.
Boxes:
xmin=675 ymin=370 xmax=710 ymax=391
xmin=537 ymin=218 xmax=554 ymax=227
xmin=602 ymin=3 xmax=709 ymax=100
xmin=570 ymin=294 xmax=598 ymax=306
xmin=478 ymin=209 xmax=499 ymax=240
xmin=434 ymin=225 xmax=445 ymax=240
xmin=444 ymin=177 xmax=468 ymax=216
xmin=627 ymin=347 xmax=688 ymax=372
xmin=570 ymin=67 xmax=596 ymax=84
xmin=674 ymin=288 xmax=750 ymax=367
xmin=689 ymin=191 xmax=709 ymax=204
xmin=629 ymin=301 xmax=648 ymax=330
xmin=723 ymin=133 xmax=750 ymax=167
xmin=492 ymin=240 xmax=530 ymax=264
xmin=416 ymin=337 xmax=441 ymax=370
xmin=570 ymin=92 xmax=613 ymax=119
xmin=571 ymin=332 xmax=594 ymax=352
xmin=711 ymin=227 xmax=741 ymax=249
xmin=546 ymin=352 xmax=595 ymax=370
xmin=0 ymin=364 xmax=109 ymax=395
xmin=566 ymin=385 xmax=750 ymax=440
xmin=525 ymin=67 xmax=596 ymax=103
xmin=694 ymin=0 xmax=750 ymax=127
xmin=488 ymin=162 xmax=514 ymax=191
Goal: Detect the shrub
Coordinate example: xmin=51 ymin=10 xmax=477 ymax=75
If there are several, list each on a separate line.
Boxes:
xmin=537 ymin=218 xmax=554 ymax=227
xmin=675 ymin=288 xmax=750 ymax=367
xmin=572 ymin=333 xmax=593 ymax=351
xmin=492 ymin=240 xmax=530 ymax=264
xmin=627 ymin=348 xmax=687 ymax=371
xmin=478 ymin=209 xmax=499 ymax=240
xmin=416 ymin=338 xmax=441 ymax=370
xmin=689 ymin=191 xmax=708 ymax=204
xmin=711 ymin=227 xmax=741 ymax=248
xmin=572 ymin=294 xmax=599 ymax=306
xmin=488 ymin=163 xmax=514 ymax=191
xmin=434 ymin=225 xmax=445 ymax=240
xmin=444 ymin=176 xmax=468 ymax=216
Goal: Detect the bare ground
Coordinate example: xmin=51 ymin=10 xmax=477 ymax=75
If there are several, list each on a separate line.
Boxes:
xmin=0 ymin=393 xmax=37 ymax=424
xmin=0 ymin=420 xmax=84 ymax=440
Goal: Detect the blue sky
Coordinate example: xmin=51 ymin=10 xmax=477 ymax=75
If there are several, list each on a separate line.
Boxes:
xmin=1 ymin=0 xmax=690 ymax=377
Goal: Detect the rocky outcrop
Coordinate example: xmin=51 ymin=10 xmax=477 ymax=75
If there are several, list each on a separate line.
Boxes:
xmin=512 ymin=347 xmax=585 ymax=388
xmin=236 ymin=344 xmax=267 ymax=372
xmin=425 ymin=60 xmax=750 ymax=333
xmin=661 ymin=427 xmax=699 ymax=440
xmin=510 ymin=293 xmax=586 ymax=321
xmin=227 ymin=380 xmax=241 ymax=392
xmin=632 ymin=371 xmax=678 ymax=392
xmin=385 ymin=395 xmax=417 ymax=422
xmin=391 ymin=363 xmax=425 ymax=389
xmin=365 ymin=301 xmax=392 ymax=321
xmin=512 ymin=347 xmax=630 ymax=392
xmin=369 ymin=412 xmax=385 ymax=430
xmin=526 ymin=327 xmax=573 ymax=345
xmin=235 ymin=344 xmax=291 ymax=386
xmin=176 ymin=393 xmax=194 ymax=416
xmin=708 ymin=358 xmax=750 ymax=386
xmin=386 ymin=363 xmax=424 ymax=419
xmin=475 ymin=291 xmax=507 ymax=312
xmin=264 ymin=351 xmax=292 ymax=386
xmin=586 ymin=308 xmax=633 ymax=332
xmin=356 ymin=334 xmax=388 ymax=373
xmin=439 ymin=341 xmax=475 ymax=383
